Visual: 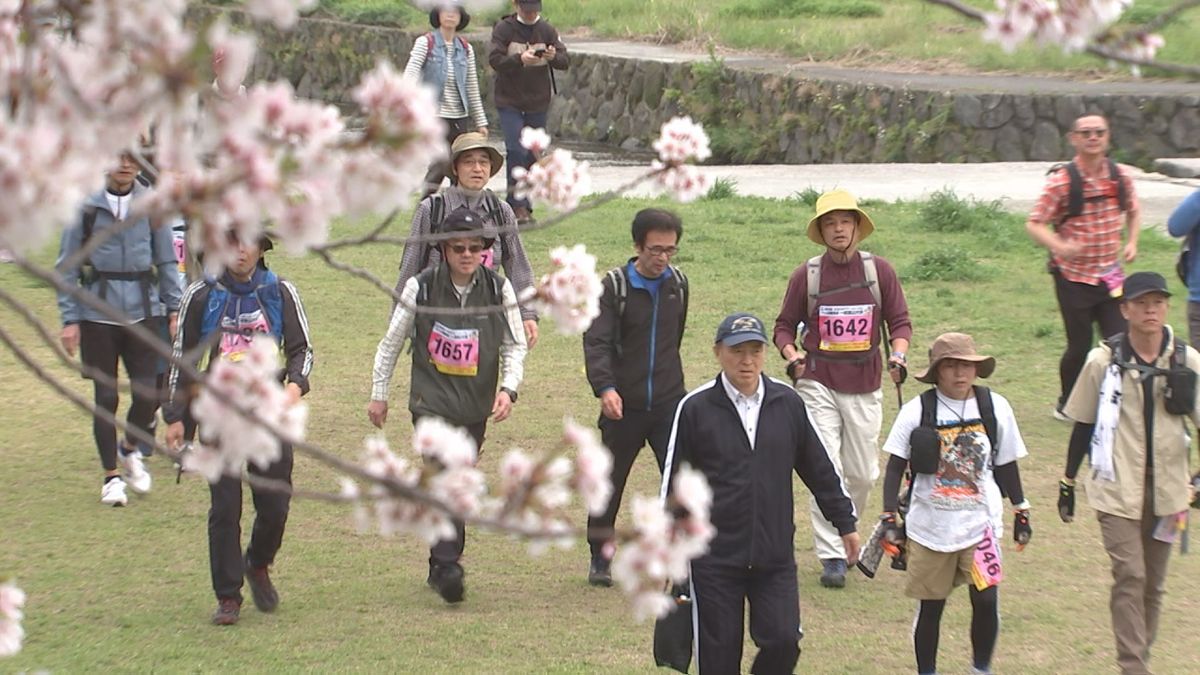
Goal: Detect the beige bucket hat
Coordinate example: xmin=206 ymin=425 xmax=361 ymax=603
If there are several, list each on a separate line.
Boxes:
xmin=915 ymin=332 xmax=996 ymax=384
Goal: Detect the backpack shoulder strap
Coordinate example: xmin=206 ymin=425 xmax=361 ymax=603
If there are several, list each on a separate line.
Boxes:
xmin=919 ymin=388 xmax=939 ymax=429
xmin=805 ymin=255 xmax=823 ymax=318
xmin=1108 ymin=158 xmax=1129 ymax=212
xmin=483 ymin=190 xmax=504 ymax=234
xmin=1065 ymin=161 xmax=1084 ymax=220
xmin=860 ymin=251 xmax=881 ymax=307
xmin=671 ymin=265 xmax=688 ymax=342
xmin=82 ymin=207 xmax=98 ymax=247
xmin=973 ymin=385 xmax=999 ymax=458
xmin=429 ymin=194 xmax=445 ymax=237
xmin=425 ymin=32 xmax=434 ymax=53
xmin=606 ymin=266 xmax=628 ymax=318
xmin=1174 ymin=337 xmax=1187 ymax=369
xmin=456 ymin=35 xmax=470 ymax=51
xmin=1105 ymin=333 xmax=1125 ymax=365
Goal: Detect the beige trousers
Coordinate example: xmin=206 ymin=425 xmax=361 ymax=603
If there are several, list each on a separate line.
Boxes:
xmin=794 ymin=380 xmax=882 ymax=560
xmin=1096 ymin=487 xmax=1174 ymax=675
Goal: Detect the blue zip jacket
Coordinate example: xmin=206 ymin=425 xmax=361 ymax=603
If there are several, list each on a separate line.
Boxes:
xmin=1168 ymin=189 xmax=1200 ymax=302
xmin=55 ymin=182 xmax=183 ymax=325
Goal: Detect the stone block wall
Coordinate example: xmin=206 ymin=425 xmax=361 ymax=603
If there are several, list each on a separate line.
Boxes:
xmin=208 ymin=8 xmax=1200 ymax=166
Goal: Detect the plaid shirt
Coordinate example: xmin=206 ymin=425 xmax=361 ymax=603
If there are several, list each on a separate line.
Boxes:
xmin=1030 ymin=161 xmax=1139 ymax=285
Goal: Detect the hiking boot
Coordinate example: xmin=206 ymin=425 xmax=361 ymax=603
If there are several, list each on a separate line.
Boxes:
xmin=211 ymin=597 xmax=241 ymax=626
xmin=100 ymin=477 xmax=128 ymax=507
xmin=428 ymin=563 xmax=465 ymax=604
xmin=513 ymin=206 xmax=534 ymax=226
xmin=588 ymin=557 xmax=613 ymax=588
xmin=118 ymin=449 xmax=152 ymax=494
xmin=244 ymin=555 xmax=279 ymax=613
xmin=819 ymin=558 xmax=847 ymax=589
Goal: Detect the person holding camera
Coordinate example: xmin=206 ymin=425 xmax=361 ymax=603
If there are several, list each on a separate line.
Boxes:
xmin=488 ymin=0 xmax=568 ymax=225
xmin=880 ymin=332 xmax=1030 ymax=675
xmin=1058 ymin=271 xmax=1200 ymax=675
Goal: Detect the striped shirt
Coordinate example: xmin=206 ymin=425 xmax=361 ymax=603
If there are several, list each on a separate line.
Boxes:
xmin=404 ymin=34 xmax=489 ymax=130
xmin=1030 ymin=161 xmax=1139 ymax=285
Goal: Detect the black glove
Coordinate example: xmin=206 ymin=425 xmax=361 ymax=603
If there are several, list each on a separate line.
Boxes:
xmin=879 ymin=512 xmax=904 ymax=554
xmin=1057 ymin=479 xmax=1075 ymax=523
xmin=786 ymin=357 xmax=805 ymax=382
xmin=1013 ymin=509 xmax=1032 ymax=549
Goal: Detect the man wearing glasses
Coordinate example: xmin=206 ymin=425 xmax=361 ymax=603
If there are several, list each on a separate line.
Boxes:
xmin=1026 ymin=114 xmax=1141 ymax=421
xmin=582 ymin=208 xmax=688 ymax=586
xmin=368 ymin=208 xmax=528 ymax=604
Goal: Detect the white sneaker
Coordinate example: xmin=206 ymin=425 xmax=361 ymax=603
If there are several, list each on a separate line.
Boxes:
xmin=119 ymin=450 xmax=152 ymax=494
xmin=101 ymin=478 xmax=128 ymax=507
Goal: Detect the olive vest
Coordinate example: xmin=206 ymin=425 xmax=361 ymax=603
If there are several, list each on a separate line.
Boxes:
xmin=410 ymin=264 xmax=507 ymax=425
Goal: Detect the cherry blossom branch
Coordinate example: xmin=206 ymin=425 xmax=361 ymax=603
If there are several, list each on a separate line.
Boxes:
xmin=923 ymin=0 xmax=1200 ymax=77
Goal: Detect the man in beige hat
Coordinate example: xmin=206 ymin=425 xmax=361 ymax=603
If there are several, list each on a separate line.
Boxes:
xmin=880 ymin=332 xmax=1031 ymax=675
xmin=394 ymin=131 xmax=539 ymax=347
xmin=1058 ymin=271 xmax=1200 ymax=675
xmin=774 ymin=188 xmax=913 ymax=588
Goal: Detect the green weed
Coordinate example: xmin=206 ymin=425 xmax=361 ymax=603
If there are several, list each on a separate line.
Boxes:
xmin=703 ymin=177 xmax=740 ymax=200
xmin=906 ymin=245 xmax=986 ymax=281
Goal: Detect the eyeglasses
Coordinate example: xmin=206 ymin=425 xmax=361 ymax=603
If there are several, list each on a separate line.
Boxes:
xmin=1074 ymin=128 xmax=1108 ymax=138
xmin=645 ymin=246 xmax=679 ymax=258
xmin=449 ymin=243 xmax=486 ymax=255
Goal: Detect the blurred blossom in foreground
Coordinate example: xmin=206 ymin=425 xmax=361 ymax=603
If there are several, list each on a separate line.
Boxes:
xmin=0 ymin=580 xmax=25 ymax=657
xmin=521 ymin=245 xmax=604 ymax=335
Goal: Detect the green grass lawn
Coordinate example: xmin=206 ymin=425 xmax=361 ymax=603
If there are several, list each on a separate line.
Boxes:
xmin=2 ymin=192 xmax=1199 ymax=672
xmin=297 ymin=0 xmax=1199 ymax=78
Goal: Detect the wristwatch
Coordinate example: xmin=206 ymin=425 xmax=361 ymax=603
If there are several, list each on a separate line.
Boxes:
xmin=500 ymin=387 xmax=518 ymax=403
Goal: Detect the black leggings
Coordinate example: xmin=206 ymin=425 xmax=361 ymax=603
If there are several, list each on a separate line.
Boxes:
xmin=80 ymin=319 xmax=162 ymax=471
xmin=1052 ymin=270 xmax=1125 ymax=406
xmin=914 ymin=585 xmax=999 ymax=674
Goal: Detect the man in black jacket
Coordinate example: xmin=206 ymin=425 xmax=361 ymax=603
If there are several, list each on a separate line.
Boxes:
xmin=662 ymin=312 xmax=859 ymax=675
xmin=164 ymin=235 xmax=313 ymax=626
xmin=582 ymin=208 xmax=687 ymax=586
xmin=488 ymin=0 xmax=568 ymax=224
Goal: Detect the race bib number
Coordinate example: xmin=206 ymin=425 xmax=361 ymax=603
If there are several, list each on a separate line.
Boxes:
xmin=480 ymin=247 xmax=495 ymax=269
xmin=970 ymin=525 xmax=1003 ymax=591
xmin=173 ymin=232 xmax=187 ymax=274
xmin=428 ymin=322 xmax=480 ymax=376
xmin=817 ymin=304 xmax=874 ymax=352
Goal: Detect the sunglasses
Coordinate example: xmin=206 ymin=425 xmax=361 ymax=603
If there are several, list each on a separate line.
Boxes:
xmin=1074 ymin=128 xmax=1108 ymax=138
xmin=449 ymin=243 xmax=486 ymax=255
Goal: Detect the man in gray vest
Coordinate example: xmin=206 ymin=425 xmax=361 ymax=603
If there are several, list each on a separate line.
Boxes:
xmin=368 ymin=208 xmax=528 ymax=604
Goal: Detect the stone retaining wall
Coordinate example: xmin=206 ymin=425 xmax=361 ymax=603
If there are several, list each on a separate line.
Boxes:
xmin=219 ymin=9 xmax=1200 ymax=166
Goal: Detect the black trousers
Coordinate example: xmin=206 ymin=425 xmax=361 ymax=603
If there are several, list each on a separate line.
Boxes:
xmin=415 ymin=416 xmax=487 ymax=569
xmin=1053 ymin=270 xmax=1126 ymax=406
xmin=587 ymin=399 xmax=678 ymax=558
xmin=80 ymin=319 xmax=162 ymax=471
xmin=691 ymin=560 xmax=802 ymax=675
xmin=208 ymin=443 xmax=294 ymax=601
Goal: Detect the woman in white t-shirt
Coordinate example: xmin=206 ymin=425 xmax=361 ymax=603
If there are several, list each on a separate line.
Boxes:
xmin=880 ymin=333 xmax=1032 ymax=675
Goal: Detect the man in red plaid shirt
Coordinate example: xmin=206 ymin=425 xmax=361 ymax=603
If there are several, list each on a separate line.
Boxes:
xmin=1025 ymin=114 xmax=1141 ymax=420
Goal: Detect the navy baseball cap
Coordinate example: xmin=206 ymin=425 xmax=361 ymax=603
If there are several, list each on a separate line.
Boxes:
xmin=1122 ymin=271 xmax=1171 ymax=301
xmin=715 ymin=312 xmax=768 ymax=346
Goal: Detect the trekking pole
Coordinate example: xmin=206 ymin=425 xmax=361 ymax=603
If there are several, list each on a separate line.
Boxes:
xmin=882 ymin=322 xmax=904 ymax=407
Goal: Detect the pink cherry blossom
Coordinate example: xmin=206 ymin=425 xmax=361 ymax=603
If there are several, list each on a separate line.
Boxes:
xmin=564 ymin=417 xmax=614 ymax=516
xmin=653 ymin=116 xmax=712 ymax=165
xmin=244 ymin=0 xmax=318 ymax=30
xmin=512 ymin=147 xmax=591 ymax=212
xmin=521 ymin=244 xmax=604 ymax=335
xmin=653 ymin=161 xmax=711 ymax=203
xmin=208 ymin=20 xmax=256 ymax=98
xmin=0 ymin=580 xmax=25 ymax=657
xmin=520 ymin=127 xmax=552 ymax=155
xmin=189 ymin=335 xmax=309 ymax=480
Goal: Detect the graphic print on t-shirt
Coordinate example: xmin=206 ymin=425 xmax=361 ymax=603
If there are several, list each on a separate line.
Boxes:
xmin=929 ymin=421 xmax=988 ymax=511
xmin=220 ymin=309 xmax=271 ymax=362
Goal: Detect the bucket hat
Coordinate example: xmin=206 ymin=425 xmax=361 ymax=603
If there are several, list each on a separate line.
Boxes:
xmin=915 ymin=332 xmax=996 ymax=384
xmin=806 ymin=189 xmax=875 ymax=246
xmin=449 ymin=132 xmax=504 ymax=178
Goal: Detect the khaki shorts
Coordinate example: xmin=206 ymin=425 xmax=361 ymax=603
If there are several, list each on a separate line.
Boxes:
xmin=904 ymin=540 xmax=978 ymax=600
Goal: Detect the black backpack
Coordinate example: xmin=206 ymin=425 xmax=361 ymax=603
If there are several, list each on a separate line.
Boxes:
xmin=603 ymin=264 xmax=689 ymax=358
xmin=1048 ymin=159 xmax=1130 ymax=228
xmin=428 ymin=191 xmax=504 ymax=245
xmin=905 ymin=385 xmax=1004 ymax=504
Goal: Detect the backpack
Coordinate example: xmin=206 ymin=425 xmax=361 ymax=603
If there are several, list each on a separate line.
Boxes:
xmin=805 ymin=251 xmax=881 ymax=321
xmin=1177 ymin=234 xmax=1191 ymax=285
xmin=912 ymin=384 xmax=1006 ymax=500
xmin=604 ymin=264 xmax=689 ymax=357
xmin=79 ymin=206 xmax=159 ymax=317
xmin=1047 ymin=159 xmax=1130 ymax=228
xmin=428 ymin=192 xmax=504 ymax=240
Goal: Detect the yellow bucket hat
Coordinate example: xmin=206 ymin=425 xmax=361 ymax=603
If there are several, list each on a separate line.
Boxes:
xmin=806 ymin=189 xmax=875 ymax=246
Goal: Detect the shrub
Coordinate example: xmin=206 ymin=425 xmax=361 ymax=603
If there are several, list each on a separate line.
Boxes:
xmin=906 ymin=246 xmax=985 ymax=282
xmin=704 ymin=177 xmax=739 ymax=200
xmin=918 ymin=189 xmax=1009 ymax=233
